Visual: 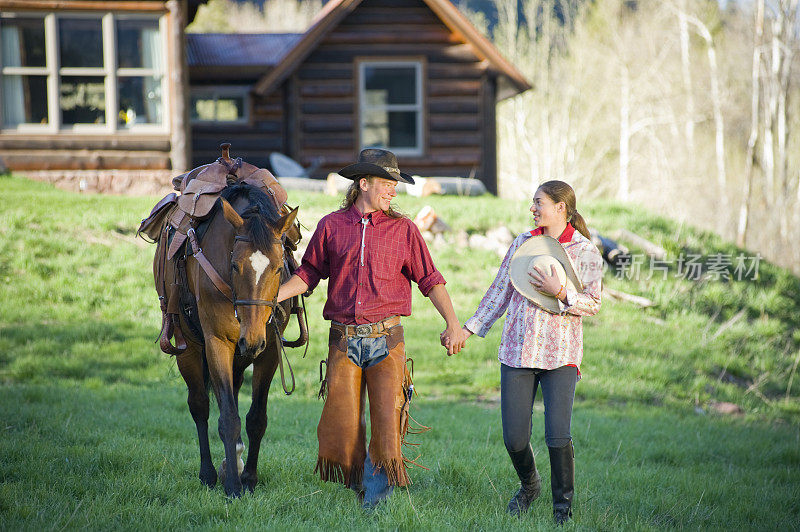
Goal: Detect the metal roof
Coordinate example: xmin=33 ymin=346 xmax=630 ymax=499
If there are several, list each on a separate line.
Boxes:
xmin=187 ymin=33 xmax=304 ymax=67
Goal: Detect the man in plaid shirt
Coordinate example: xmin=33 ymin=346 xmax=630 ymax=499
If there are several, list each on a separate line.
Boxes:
xmin=278 ymin=149 xmax=463 ymax=510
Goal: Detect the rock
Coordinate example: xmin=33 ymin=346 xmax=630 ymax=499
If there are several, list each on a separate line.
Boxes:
xmin=455 ymin=230 xmax=469 ymax=249
xmin=468 ymin=233 xmax=503 ymax=254
xmin=486 ymin=226 xmax=514 ymax=248
xmin=468 ymin=228 xmax=511 ymax=257
xmin=413 ymin=205 xmax=451 ymax=234
xmin=709 ymin=401 xmax=743 ymax=415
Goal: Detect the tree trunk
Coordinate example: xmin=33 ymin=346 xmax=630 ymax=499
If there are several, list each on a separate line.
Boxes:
xmin=619 ymin=64 xmax=631 ymax=202
xmin=688 ymin=15 xmax=729 ymax=228
xmin=677 ymin=0 xmax=694 ymax=150
xmin=737 ymin=0 xmax=764 ymax=249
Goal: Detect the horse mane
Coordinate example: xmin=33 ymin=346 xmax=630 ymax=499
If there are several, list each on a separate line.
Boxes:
xmin=220 ymin=183 xmax=282 ymax=254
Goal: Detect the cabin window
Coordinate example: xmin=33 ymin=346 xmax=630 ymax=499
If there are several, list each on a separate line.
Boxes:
xmin=190 ymin=87 xmax=249 ymax=124
xmin=359 ymin=61 xmax=423 ymax=156
xmin=0 ymin=12 xmax=165 ymax=132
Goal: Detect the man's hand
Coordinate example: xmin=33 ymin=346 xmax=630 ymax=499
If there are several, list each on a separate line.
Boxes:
xmin=440 ymin=323 xmax=466 ymax=356
xmin=427 ymin=284 xmax=465 ymax=356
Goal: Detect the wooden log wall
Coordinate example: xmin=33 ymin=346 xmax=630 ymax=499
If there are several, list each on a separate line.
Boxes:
xmin=275 ymin=0 xmax=493 ymax=188
xmin=0 ymin=135 xmax=172 ymax=171
xmin=190 ymin=90 xmax=284 ymax=168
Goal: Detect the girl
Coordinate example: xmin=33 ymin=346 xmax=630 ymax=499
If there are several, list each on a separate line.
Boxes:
xmin=462 ymin=180 xmax=602 ymax=524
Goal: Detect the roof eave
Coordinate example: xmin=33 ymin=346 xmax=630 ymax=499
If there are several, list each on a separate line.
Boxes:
xmin=252 ymin=0 xmax=360 ymax=96
xmin=423 ymin=0 xmax=531 ymax=98
xmin=251 ymin=0 xmax=533 ymax=99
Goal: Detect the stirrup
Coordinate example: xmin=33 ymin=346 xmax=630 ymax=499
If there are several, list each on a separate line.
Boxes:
xmin=159 ymin=312 xmax=187 ymax=355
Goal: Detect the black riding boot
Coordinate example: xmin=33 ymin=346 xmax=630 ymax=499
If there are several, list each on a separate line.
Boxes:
xmin=548 ymin=441 xmax=575 ymax=525
xmin=506 ymin=444 xmax=541 ymax=516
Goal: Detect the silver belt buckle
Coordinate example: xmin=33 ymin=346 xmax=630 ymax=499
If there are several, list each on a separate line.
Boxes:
xmin=355 ymin=324 xmax=372 ymax=337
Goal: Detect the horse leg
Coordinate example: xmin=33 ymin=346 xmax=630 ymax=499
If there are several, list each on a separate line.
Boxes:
xmin=206 ymin=336 xmax=244 ymax=498
xmin=240 ymin=345 xmax=280 ymax=492
xmin=175 ymin=344 xmax=217 ymax=488
xmin=219 ymin=360 xmax=248 ymax=484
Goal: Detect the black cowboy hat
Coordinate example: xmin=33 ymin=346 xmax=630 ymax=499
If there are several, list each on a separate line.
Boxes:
xmin=338 ymin=148 xmax=415 ymax=185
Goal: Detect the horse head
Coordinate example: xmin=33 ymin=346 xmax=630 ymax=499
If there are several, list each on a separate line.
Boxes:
xmin=220 ymin=187 xmax=298 ymax=358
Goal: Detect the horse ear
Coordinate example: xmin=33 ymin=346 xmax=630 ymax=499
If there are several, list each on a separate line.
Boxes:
xmin=277 ymin=206 xmax=299 ymax=235
xmin=220 ymin=198 xmax=244 ymax=229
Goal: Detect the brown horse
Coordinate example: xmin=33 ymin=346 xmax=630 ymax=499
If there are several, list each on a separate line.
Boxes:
xmin=170 ymin=182 xmax=298 ymax=497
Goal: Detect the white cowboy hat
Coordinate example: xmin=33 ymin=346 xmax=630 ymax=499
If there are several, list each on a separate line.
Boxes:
xmin=509 ymin=235 xmax=583 ymax=314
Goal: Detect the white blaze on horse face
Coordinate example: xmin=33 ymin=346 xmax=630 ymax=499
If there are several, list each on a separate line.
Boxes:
xmin=248 ymin=251 xmax=271 ymax=285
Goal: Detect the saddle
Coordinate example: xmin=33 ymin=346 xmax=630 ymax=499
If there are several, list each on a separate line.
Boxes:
xmin=138 ymin=143 xmax=302 ymax=355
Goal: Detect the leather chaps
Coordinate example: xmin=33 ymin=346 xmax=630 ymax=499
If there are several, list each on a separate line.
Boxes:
xmin=315 ymin=324 xmax=410 ymax=488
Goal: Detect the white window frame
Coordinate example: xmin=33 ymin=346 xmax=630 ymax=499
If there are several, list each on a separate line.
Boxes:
xmin=0 ymin=11 xmax=167 ymax=134
xmin=113 ymin=13 xmax=169 ymax=133
xmin=358 ymin=60 xmax=424 ymax=157
xmin=189 ymin=86 xmax=250 ymax=125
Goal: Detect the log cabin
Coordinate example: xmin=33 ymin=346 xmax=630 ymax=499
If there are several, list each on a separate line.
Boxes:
xmin=0 ymin=1 xmax=209 ymax=193
xmin=0 ymin=0 xmax=530 ymax=194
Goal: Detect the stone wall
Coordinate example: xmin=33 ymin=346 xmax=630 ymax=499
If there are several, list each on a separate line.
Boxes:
xmin=21 ymin=170 xmax=175 ymax=197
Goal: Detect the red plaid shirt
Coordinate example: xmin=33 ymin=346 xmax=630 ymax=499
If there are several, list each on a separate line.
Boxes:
xmin=294 ymin=205 xmax=446 ymax=325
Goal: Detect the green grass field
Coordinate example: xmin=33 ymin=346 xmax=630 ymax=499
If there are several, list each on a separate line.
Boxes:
xmin=1 ymin=174 xmax=799 ymax=530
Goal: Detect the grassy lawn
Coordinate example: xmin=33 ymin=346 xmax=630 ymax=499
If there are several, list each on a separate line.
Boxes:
xmin=1 ymin=174 xmax=799 ymax=529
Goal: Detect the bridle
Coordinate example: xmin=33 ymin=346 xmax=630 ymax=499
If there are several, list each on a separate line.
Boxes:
xmin=230 ymin=235 xmax=280 ymax=321
xmin=185 ymin=226 xmax=297 ymax=395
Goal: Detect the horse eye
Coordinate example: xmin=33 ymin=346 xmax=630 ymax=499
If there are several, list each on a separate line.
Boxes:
xmin=231 ymin=263 xmax=240 ymax=274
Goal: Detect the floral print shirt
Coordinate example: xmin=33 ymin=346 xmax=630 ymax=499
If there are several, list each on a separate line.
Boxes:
xmin=464 ymin=223 xmax=603 ymax=373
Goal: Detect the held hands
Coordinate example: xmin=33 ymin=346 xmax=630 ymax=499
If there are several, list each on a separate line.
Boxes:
xmin=439 ymin=324 xmax=472 ymax=356
xmin=529 ymin=264 xmax=564 ymax=300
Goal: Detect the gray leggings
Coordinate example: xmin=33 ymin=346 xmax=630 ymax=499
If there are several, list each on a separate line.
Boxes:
xmin=500 ymin=363 xmax=577 ymax=451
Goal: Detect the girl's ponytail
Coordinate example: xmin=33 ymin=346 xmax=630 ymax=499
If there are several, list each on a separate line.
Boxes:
xmin=570 ymin=210 xmax=591 ymax=240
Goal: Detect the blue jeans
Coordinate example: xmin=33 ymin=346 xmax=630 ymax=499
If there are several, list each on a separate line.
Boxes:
xmin=345 ymin=335 xmax=394 ymax=507
xmin=362 ymin=451 xmax=393 ymax=507
xmin=345 ymin=335 xmax=390 ymax=368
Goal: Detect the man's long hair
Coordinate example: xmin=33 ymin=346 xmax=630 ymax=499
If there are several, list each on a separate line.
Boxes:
xmin=340 ymin=175 xmax=404 ymax=218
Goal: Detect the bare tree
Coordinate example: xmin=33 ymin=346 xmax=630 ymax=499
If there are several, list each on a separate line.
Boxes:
xmin=188 ymin=0 xmax=322 ymax=33
xmin=678 ymin=0 xmax=695 ymax=150
xmin=675 ymin=5 xmax=730 ymax=225
xmin=738 ymin=0 xmax=764 ymax=248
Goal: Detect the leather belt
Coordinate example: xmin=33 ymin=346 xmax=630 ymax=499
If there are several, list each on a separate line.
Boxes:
xmin=331 ymin=315 xmax=401 ymax=338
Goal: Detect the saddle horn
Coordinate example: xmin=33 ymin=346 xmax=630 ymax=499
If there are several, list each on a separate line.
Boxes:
xmin=220 ymin=142 xmax=232 ymax=164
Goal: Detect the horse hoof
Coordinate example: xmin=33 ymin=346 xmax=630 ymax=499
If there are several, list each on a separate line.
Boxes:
xmin=225 ymin=485 xmax=244 ymax=498
xmin=241 ymin=472 xmax=257 ymax=493
xmin=200 ymin=468 xmax=217 ymax=488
